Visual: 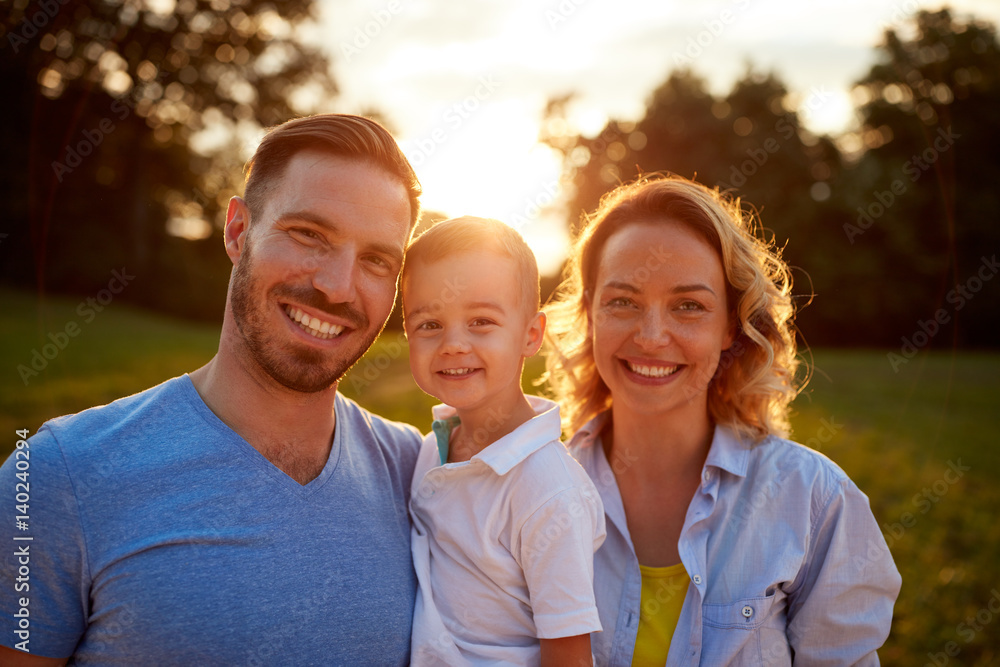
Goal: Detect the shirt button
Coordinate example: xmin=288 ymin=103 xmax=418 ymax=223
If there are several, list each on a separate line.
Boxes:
xmin=692 ymin=574 xmax=702 ymax=585
xmin=742 ymin=605 xmax=754 ymax=618
xmin=703 ymin=469 xmax=711 ymax=482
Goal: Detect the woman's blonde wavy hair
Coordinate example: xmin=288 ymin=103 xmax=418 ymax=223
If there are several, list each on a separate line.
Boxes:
xmin=543 ymin=174 xmax=804 ymax=442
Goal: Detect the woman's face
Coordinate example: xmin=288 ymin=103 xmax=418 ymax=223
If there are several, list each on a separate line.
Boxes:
xmin=589 ymin=220 xmax=734 ymax=424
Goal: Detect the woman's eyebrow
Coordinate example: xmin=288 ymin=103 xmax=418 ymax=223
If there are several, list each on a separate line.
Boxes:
xmin=602 ymin=280 xmax=640 ymax=293
xmin=673 ymin=283 xmax=716 ymax=295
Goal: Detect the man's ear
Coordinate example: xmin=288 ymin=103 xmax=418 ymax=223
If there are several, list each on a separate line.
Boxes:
xmin=523 ymin=311 xmax=546 ymax=357
xmin=224 ymin=197 xmax=251 ymax=264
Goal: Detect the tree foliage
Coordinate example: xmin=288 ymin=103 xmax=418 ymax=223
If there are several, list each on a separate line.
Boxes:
xmin=1 ymin=0 xmax=335 ymax=319
xmin=544 ymin=9 xmax=999 ymax=348
xmin=847 ymin=8 xmax=1000 ymax=348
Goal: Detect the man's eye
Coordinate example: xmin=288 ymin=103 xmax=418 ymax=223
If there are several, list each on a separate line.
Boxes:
xmin=364 ymin=255 xmax=392 ymax=271
xmin=606 ymin=297 xmax=635 ymax=308
xmin=291 ymin=228 xmax=321 ymax=242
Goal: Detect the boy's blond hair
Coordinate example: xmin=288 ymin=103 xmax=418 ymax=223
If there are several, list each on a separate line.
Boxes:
xmin=401 ymin=216 xmax=540 ymax=318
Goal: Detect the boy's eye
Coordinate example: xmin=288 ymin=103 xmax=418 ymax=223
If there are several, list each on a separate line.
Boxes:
xmin=416 ymin=320 xmax=441 ymax=331
xmin=471 ymin=318 xmax=497 ymax=327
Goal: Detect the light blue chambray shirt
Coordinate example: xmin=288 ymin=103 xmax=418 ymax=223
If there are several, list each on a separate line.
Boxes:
xmin=569 ymin=414 xmax=901 ymax=666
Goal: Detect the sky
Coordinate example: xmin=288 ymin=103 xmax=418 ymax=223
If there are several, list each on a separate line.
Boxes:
xmin=306 ymin=0 xmax=1000 ymax=274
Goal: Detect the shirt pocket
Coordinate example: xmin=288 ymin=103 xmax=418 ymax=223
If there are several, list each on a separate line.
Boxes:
xmin=700 ymin=592 xmax=791 ymax=666
xmin=703 ymin=592 xmax=775 ymax=630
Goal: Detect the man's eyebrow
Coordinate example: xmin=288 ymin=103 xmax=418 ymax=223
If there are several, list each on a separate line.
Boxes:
xmin=276 ymin=209 xmax=332 ymax=229
xmin=277 ymin=210 xmax=404 ymax=261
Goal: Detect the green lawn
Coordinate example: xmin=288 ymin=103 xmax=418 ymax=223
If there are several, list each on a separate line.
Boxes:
xmin=1 ymin=288 xmax=997 ymax=664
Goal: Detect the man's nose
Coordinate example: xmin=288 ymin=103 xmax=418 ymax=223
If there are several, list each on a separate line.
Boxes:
xmin=309 ymin=248 xmax=359 ymax=304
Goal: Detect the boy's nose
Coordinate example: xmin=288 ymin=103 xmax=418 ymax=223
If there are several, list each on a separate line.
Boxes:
xmin=439 ymin=329 xmax=471 ymax=354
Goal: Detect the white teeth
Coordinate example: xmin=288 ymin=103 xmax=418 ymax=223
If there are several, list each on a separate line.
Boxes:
xmin=627 ymin=361 xmax=679 ymax=378
xmin=284 ymin=306 xmax=345 ymax=340
xmin=440 ymin=368 xmax=476 ymax=376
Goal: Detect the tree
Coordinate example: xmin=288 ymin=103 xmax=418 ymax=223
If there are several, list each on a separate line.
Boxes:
xmin=1 ymin=0 xmax=336 ymax=319
xmin=847 ymin=8 xmax=1000 ymax=348
xmin=543 ymin=68 xmax=842 ymax=345
xmin=543 ymin=9 xmax=999 ymax=349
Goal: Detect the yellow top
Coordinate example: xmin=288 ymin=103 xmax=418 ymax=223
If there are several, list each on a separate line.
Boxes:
xmin=632 ymin=562 xmax=689 ymax=667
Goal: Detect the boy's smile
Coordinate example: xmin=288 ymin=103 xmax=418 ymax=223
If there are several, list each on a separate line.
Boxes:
xmin=403 ymin=250 xmax=544 ymax=426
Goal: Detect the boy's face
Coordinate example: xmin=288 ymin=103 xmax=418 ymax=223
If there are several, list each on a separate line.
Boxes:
xmin=402 ymin=250 xmax=544 ymax=414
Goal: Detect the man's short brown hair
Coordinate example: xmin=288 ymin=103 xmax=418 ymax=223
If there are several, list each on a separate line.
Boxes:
xmin=243 ymin=114 xmax=422 ymax=229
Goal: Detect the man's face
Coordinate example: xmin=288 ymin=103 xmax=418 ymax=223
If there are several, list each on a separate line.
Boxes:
xmin=227 ymin=150 xmax=411 ymax=393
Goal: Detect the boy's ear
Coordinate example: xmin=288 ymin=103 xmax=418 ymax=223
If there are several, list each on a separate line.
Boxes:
xmin=224 ymin=196 xmax=251 ymax=264
xmin=523 ymin=311 xmax=546 ymax=357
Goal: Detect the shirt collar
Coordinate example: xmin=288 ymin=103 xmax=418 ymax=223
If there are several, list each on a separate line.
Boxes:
xmin=703 ymin=423 xmax=752 ymax=478
xmin=430 ymin=396 xmax=562 ymax=475
xmin=568 ymin=411 xmax=751 ymax=479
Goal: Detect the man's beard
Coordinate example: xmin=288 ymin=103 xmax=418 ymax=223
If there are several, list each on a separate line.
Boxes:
xmin=229 ymin=240 xmax=383 ymax=393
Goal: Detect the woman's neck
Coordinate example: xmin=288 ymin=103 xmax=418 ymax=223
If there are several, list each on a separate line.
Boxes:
xmin=604 ymin=405 xmax=715 ymax=488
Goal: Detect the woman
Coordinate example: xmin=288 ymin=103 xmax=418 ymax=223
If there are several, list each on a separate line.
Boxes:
xmin=544 ymin=175 xmax=900 ymax=666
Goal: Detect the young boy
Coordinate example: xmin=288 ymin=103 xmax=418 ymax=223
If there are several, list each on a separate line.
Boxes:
xmin=401 ymin=216 xmax=606 ymax=666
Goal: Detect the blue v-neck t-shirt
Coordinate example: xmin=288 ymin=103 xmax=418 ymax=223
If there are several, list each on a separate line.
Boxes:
xmin=0 ymin=375 xmax=421 ymax=664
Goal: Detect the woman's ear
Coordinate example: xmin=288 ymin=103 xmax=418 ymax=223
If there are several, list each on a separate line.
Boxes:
xmin=523 ymin=311 xmax=546 ymax=357
xmin=224 ymin=197 xmax=251 ymax=264
xmin=724 ymin=309 xmax=738 ymax=350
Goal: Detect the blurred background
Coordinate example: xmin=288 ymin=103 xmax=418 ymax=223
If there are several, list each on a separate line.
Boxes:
xmin=1 ymin=0 xmax=998 ymax=663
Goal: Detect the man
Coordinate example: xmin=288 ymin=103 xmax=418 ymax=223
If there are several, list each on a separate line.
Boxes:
xmin=0 ymin=115 xmax=424 ymax=664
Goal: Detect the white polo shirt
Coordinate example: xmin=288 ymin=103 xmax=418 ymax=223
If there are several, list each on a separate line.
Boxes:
xmin=409 ymin=396 xmax=606 ymax=666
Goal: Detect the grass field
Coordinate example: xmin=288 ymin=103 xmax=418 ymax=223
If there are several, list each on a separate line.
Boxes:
xmin=1 ymin=287 xmax=998 ymax=664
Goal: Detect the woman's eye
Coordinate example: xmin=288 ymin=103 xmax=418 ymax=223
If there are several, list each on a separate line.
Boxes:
xmin=678 ymin=301 xmax=704 ymax=312
xmin=606 ymin=296 xmax=635 ymax=308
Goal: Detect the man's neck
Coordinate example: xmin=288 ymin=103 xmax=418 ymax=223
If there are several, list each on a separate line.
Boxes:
xmin=189 ymin=338 xmax=339 ymax=485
